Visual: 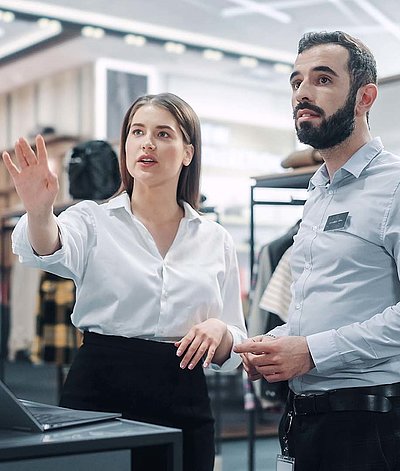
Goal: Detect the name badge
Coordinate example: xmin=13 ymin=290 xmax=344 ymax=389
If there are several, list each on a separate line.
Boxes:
xmin=277 ymin=454 xmax=295 ymax=470
xmin=323 ymin=211 xmax=349 ymax=231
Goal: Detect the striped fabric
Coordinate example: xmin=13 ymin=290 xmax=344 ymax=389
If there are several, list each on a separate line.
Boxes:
xmin=259 ymin=247 xmax=292 ymax=322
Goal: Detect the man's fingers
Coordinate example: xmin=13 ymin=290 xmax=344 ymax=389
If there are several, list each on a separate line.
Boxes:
xmin=234 ymin=341 xmax=273 ymax=355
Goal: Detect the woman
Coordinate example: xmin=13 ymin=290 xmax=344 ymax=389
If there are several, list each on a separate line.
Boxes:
xmin=3 ymin=93 xmax=247 ymax=470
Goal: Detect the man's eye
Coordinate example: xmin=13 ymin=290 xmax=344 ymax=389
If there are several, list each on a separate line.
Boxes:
xmin=319 ymin=76 xmax=331 ymax=84
xmin=291 ymin=81 xmax=301 ymax=90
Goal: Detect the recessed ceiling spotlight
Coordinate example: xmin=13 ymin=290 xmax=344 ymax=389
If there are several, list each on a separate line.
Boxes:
xmin=203 ymin=49 xmax=223 ymax=61
xmin=37 ymin=17 xmax=51 ymax=28
xmin=164 ymin=42 xmax=186 ymax=54
xmin=273 ymin=62 xmax=292 ymax=74
xmin=37 ymin=18 xmax=61 ymax=31
xmin=1 ymin=11 xmax=15 ymax=23
xmin=239 ymin=56 xmax=259 ymax=68
xmin=124 ymin=34 xmax=146 ymax=47
xmin=81 ymin=26 xmax=105 ymax=39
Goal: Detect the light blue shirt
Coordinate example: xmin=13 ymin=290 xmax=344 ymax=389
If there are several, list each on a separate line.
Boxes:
xmin=271 ymin=138 xmax=400 ymax=394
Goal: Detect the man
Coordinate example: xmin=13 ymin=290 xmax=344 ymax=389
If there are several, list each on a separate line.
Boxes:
xmin=235 ymin=31 xmax=400 ymax=470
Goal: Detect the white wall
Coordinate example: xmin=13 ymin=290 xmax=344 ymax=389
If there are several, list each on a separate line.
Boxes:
xmin=166 ymin=74 xmax=293 ymax=130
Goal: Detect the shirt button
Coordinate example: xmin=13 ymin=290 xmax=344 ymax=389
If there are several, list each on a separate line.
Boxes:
xmin=312 ymin=225 xmax=318 ymax=232
xmin=295 ymin=304 xmax=301 ymax=310
xmin=305 ymin=263 xmax=310 ymax=270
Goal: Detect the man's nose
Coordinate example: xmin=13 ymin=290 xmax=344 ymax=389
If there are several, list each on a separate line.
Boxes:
xmin=294 ymin=80 xmax=314 ymax=103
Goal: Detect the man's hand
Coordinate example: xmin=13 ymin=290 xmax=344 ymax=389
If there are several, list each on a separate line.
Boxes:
xmin=234 ymin=336 xmax=315 ymax=382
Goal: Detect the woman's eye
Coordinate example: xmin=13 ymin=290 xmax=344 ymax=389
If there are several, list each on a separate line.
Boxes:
xmin=158 ymin=131 xmax=169 ymax=138
xmin=132 ymin=129 xmax=143 ymax=136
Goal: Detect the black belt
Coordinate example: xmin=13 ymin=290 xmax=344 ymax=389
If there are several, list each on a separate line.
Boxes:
xmin=289 ymin=382 xmax=400 ymax=415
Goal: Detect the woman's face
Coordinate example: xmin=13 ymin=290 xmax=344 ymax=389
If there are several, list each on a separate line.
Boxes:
xmin=125 ymin=104 xmax=193 ymax=191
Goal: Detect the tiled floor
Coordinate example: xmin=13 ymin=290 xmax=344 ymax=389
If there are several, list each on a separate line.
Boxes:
xmin=2 ymin=360 xmax=281 ymax=471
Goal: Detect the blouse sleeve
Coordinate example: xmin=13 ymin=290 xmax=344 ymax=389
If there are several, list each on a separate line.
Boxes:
xmin=11 ymin=202 xmax=96 ymax=284
xmin=210 ymin=231 xmax=247 ymax=372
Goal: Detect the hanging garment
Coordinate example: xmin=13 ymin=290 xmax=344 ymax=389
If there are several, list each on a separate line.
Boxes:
xmin=259 ymin=246 xmax=292 ymax=323
xmin=8 ymin=262 xmax=42 ymax=360
xmin=32 ymin=272 xmax=81 ymax=366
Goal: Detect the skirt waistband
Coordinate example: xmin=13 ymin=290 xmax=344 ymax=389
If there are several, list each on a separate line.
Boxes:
xmin=83 ymin=331 xmax=178 ymax=355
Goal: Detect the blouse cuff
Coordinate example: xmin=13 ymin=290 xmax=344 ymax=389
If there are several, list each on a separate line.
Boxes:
xmin=12 ymin=214 xmax=66 ymax=265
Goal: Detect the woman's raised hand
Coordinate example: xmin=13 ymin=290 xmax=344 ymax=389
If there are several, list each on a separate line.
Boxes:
xmin=2 ymin=135 xmax=59 ymax=215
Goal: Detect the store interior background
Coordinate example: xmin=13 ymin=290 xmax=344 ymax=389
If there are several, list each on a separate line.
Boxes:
xmin=0 ymin=1 xmax=399 ymax=470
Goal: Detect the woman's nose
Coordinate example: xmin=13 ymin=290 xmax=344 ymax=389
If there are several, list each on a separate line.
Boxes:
xmin=141 ymin=140 xmax=156 ymax=150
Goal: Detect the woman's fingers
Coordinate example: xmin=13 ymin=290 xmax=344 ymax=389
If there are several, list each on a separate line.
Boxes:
xmin=2 ymin=151 xmax=20 ymax=178
xmin=179 ymin=336 xmax=202 ymax=369
xmin=19 ymin=137 xmax=38 ymax=165
xmin=14 ymin=140 xmax=29 ymax=168
xmin=202 ymin=345 xmax=216 ymax=369
xmin=35 ymin=135 xmax=48 ymax=166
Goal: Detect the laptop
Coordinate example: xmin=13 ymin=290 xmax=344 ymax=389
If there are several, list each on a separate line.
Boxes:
xmin=0 ymin=379 xmax=121 ymax=432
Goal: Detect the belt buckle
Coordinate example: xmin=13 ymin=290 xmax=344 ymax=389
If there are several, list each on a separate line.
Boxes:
xmin=293 ymin=394 xmax=317 ymax=415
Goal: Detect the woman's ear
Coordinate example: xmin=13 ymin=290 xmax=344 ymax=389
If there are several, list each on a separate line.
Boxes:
xmin=183 ymin=144 xmax=194 ymax=166
xmin=356 ymin=83 xmax=378 ymax=116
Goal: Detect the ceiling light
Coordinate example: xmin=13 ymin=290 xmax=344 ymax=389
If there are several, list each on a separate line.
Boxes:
xmin=124 ymin=34 xmax=146 ymax=47
xmin=164 ymin=41 xmax=186 ymax=54
xmin=203 ymin=49 xmax=223 ymax=61
xmin=273 ymin=62 xmax=292 ymax=74
xmin=239 ymin=56 xmax=259 ymax=68
xmin=0 ymin=10 xmax=15 ymax=22
xmin=37 ymin=18 xmax=61 ymax=31
xmin=81 ymin=26 xmax=105 ymax=39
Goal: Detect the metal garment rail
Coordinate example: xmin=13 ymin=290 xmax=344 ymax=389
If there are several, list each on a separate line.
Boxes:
xmin=247 ymin=167 xmax=316 ymax=471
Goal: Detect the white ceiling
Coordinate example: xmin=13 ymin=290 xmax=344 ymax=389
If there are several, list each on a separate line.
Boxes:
xmin=0 ymin=0 xmax=399 ymax=95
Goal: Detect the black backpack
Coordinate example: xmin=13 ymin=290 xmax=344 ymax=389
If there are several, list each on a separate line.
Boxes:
xmin=68 ymin=140 xmax=121 ymax=200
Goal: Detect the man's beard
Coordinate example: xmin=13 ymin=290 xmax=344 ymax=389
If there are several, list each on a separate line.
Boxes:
xmin=294 ymin=90 xmax=357 ymax=150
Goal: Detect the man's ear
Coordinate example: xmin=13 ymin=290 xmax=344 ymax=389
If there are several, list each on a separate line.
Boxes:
xmin=356 ymin=83 xmax=378 ymax=116
xmin=183 ymin=144 xmax=194 ymax=166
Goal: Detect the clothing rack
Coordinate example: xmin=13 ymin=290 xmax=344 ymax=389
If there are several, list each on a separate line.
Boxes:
xmin=0 ymin=203 xmax=76 ymax=381
xmin=247 ymin=165 xmax=318 ymax=471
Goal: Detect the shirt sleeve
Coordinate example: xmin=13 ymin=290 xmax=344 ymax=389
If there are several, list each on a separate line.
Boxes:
xmin=210 ymin=231 xmax=247 ymax=372
xmin=307 ymin=182 xmax=400 ymax=374
xmin=11 ymin=203 xmax=96 ymax=284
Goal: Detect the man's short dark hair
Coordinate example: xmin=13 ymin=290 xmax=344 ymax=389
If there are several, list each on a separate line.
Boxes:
xmin=298 ymin=31 xmax=377 ymax=94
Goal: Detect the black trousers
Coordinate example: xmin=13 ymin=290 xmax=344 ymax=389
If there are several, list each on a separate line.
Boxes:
xmin=279 ymin=394 xmax=400 ymax=471
xmin=60 ymin=332 xmax=215 ymax=471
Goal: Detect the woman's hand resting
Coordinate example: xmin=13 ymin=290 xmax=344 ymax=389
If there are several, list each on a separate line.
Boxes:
xmin=175 ymin=318 xmax=231 ymax=370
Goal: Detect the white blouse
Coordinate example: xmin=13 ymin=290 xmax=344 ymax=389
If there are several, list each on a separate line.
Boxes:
xmin=12 ymin=193 xmax=247 ymax=370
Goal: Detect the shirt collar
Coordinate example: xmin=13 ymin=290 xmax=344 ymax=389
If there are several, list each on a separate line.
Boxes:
xmin=105 ymin=192 xmax=201 ymax=222
xmin=308 ymin=137 xmax=383 ymax=190
xmin=105 ymin=192 xmax=132 ymax=213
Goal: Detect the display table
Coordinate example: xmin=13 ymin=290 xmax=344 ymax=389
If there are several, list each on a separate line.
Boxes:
xmin=0 ymin=418 xmax=182 ymax=471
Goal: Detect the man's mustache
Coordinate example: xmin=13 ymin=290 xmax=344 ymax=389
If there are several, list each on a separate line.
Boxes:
xmin=293 ymin=102 xmax=325 ymax=120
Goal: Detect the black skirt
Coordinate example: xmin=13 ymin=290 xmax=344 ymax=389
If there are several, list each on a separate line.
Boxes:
xmin=60 ymin=331 xmax=215 ymax=471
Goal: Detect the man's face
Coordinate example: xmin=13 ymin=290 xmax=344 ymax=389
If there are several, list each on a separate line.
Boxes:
xmin=290 ymin=44 xmax=356 ymax=150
